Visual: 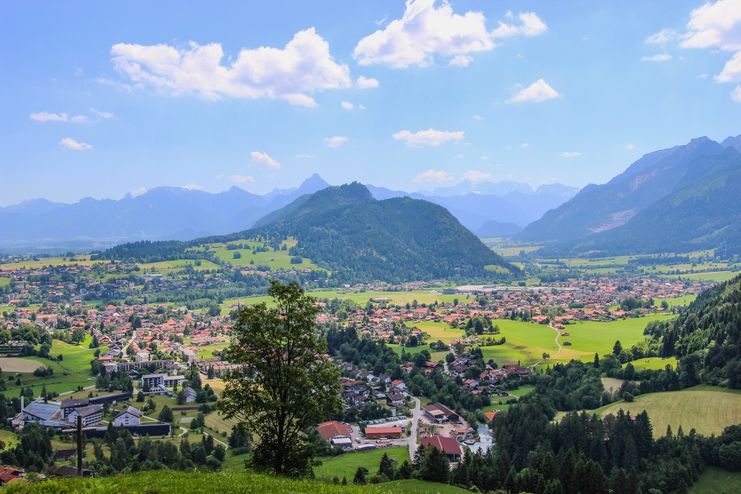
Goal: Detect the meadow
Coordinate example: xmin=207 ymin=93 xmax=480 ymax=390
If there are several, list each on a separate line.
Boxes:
xmin=0 ymin=276 xmax=10 ymax=287
xmin=596 ymin=386 xmax=741 ymax=438
xmin=138 ymin=259 xmax=220 ymax=273
xmin=689 ymin=467 xmax=741 ymax=494
xmin=0 ymin=256 xmax=101 ymax=271
xmin=314 ymin=446 xmax=410 ymax=481
xmin=629 ymin=356 xmax=677 ymax=371
xmin=4 ymin=470 xmax=470 ymax=494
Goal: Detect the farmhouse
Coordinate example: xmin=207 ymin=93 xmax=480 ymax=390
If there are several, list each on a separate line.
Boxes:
xmin=316 ymin=421 xmax=353 ymax=449
xmin=0 ymin=466 xmax=25 ymax=486
xmin=424 ymin=402 xmax=459 ymax=423
xmin=113 ymin=406 xmax=142 ymax=427
xmin=421 ymin=435 xmax=463 ymax=462
xmin=365 ymin=426 xmax=403 ymax=439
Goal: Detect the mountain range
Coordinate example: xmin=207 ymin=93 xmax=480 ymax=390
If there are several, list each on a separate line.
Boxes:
xmin=102 ymin=183 xmax=517 ymax=284
xmin=0 ymin=174 xmax=577 ymax=254
xmin=519 ymin=135 xmax=741 ymax=255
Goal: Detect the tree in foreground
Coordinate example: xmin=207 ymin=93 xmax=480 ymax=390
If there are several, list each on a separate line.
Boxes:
xmin=218 ymin=280 xmax=341 ymax=476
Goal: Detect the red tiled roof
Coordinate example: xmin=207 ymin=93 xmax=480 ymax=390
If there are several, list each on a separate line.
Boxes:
xmin=421 ymin=435 xmax=462 ymax=457
xmin=316 ymin=421 xmax=351 ymax=440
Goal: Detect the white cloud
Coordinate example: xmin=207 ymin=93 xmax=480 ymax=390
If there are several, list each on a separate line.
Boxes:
xmin=341 ymin=101 xmax=354 ymax=110
xmin=472 ymin=114 xmax=483 ymax=120
xmin=110 ymin=28 xmax=351 ymax=107
xmin=716 ymin=50 xmax=741 ymax=82
xmin=641 ymin=53 xmax=672 ymax=62
xmin=31 ymin=112 xmax=88 ymax=123
xmin=645 ymin=28 xmax=678 ymax=45
xmin=89 ymin=108 xmax=115 ymax=119
xmin=449 ymin=55 xmax=473 ymax=67
xmin=227 ymin=175 xmax=255 ymax=184
xmin=353 ymin=0 xmax=546 ymax=69
xmin=492 ymin=11 xmax=548 ymax=38
xmin=520 ymin=142 xmax=529 ymax=148
xmin=560 ymin=151 xmax=582 ymax=158
xmin=325 ymin=135 xmax=348 ymax=148
xmin=626 ymin=143 xmax=636 ymax=150
xmin=131 ymin=187 xmax=148 ymax=197
xmin=183 ymin=184 xmax=203 ymax=190
xmin=59 ymin=137 xmax=92 ymax=150
xmin=356 ymin=76 xmax=379 ymax=89
xmin=732 ymin=85 xmax=741 ymax=102
xmin=250 ymin=151 xmax=281 ymax=169
xmin=463 ymin=169 xmax=491 ymax=183
xmin=393 ymin=128 xmax=464 ymax=147
xmin=357 ymin=103 xmax=367 ymax=110
xmin=479 ymin=155 xmax=488 ymax=160
xmin=680 ymin=0 xmax=741 ymax=51
xmin=507 ymin=78 xmax=560 ymax=103
xmin=413 ymin=168 xmax=454 ymax=184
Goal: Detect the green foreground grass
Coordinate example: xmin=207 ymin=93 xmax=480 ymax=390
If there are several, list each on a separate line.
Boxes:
xmin=596 ymin=386 xmax=741 ymax=438
xmin=314 ymin=447 xmax=409 ymax=481
xmin=689 ymin=467 xmax=741 ymax=494
xmin=5 ymin=470 xmax=468 ymax=494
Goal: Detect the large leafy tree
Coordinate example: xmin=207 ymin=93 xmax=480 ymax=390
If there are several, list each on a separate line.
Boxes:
xmin=219 ymin=281 xmax=341 ymax=476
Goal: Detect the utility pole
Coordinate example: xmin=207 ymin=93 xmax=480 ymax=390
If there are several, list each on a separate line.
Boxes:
xmin=76 ymin=415 xmax=83 ymax=476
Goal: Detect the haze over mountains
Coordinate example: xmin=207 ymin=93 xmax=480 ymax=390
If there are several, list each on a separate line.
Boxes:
xmin=0 ymin=173 xmax=577 ymax=254
xmin=519 ymin=134 xmax=741 ymax=256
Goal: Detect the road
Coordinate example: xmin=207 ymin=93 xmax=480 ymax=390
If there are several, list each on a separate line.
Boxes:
xmin=408 ymin=396 xmax=422 ymax=461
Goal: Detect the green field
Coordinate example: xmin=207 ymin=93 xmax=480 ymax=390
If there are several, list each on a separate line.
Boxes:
xmin=4 ymin=469 xmax=469 ymax=494
xmin=0 ymin=256 xmax=101 ymax=271
xmin=672 ymin=270 xmax=739 ymax=282
xmin=0 ymin=276 xmax=10 ymax=287
xmin=314 ymin=447 xmax=410 ymax=481
xmin=406 ymin=321 xmax=464 ymax=344
xmin=190 ymin=238 xmax=321 ymax=272
xmin=0 ymin=336 xmax=105 ymax=395
xmin=138 ymin=259 xmax=220 ymax=273
xmin=629 ymin=356 xmax=677 ymax=371
xmin=654 ymin=294 xmax=697 ymax=308
xmin=689 ymin=467 xmax=741 ymax=494
xmin=387 ymin=343 xmax=447 ymax=362
xmin=221 ymin=289 xmax=463 ymax=315
xmin=596 ymin=386 xmax=741 ymax=438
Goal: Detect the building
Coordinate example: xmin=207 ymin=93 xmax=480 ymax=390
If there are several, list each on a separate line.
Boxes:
xmin=112 ymin=406 xmax=142 ymax=427
xmin=316 ymin=420 xmax=352 ymax=445
xmin=181 ymin=386 xmax=197 ymax=403
xmin=134 ymin=351 xmax=150 ymax=362
xmin=423 ymin=402 xmax=459 ymax=423
xmin=141 ymin=373 xmax=165 ymax=389
xmin=19 ymin=401 xmax=59 ymax=423
xmin=68 ymin=404 xmax=103 ymax=427
xmin=0 ymin=466 xmax=25 ymax=486
xmin=163 ymin=375 xmax=185 ymax=388
xmin=365 ymin=426 xmax=403 ymax=439
xmin=421 ymin=435 xmax=463 ymax=462
xmin=61 ymin=398 xmax=90 ymax=419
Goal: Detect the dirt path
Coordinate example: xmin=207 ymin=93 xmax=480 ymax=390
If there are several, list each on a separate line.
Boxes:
xmin=408 ymin=397 xmax=422 ymax=461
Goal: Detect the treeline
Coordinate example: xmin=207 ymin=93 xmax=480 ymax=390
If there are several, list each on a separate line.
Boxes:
xmin=645 ymin=274 xmax=741 ymax=388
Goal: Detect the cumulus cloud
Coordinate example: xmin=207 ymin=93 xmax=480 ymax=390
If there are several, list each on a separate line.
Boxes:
xmin=645 ymin=28 xmax=678 ymax=45
xmin=392 ymin=128 xmax=464 ymax=147
xmin=131 ymin=187 xmax=148 ymax=197
xmin=462 ymin=169 xmax=491 ymax=183
xmin=59 ymin=137 xmax=93 ymax=150
xmin=626 ymin=143 xmax=636 ymax=150
xmin=716 ymin=50 xmax=741 ymax=82
xmin=413 ymin=169 xmax=454 ymax=184
xmin=250 ymin=151 xmax=281 ymax=169
xmin=732 ymin=85 xmax=741 ymax=102
xmin=491 ymin=11 xmax=548 ymax=38
xmin=110 ymin=28 xmax=351 ymax=107
xmin=507 ymin=78 xmax=560 ymax=103
xmin=183 ymin=184 xmax=203 ymax=190
xmin=228 ymin=175 xmax=255 ymax=184
xmin=89 ymin=108 xmax=115 ymax=119
xmin=353 ymin=0 xmax=546 ymax=68
xmin=680 ymin=0 xmax=741 ymax=51
xmin=341 ymin=101 xmax=354 ymax=110
xmin=641 ymin=53 xmax=672 ymax=62
xmin=356 ymin=76 xmax=379 ymax=89
xmin=560 ymin=151 xmax=582 ymax=158
xmin=325 ymin=135 xmax=348 ymax=148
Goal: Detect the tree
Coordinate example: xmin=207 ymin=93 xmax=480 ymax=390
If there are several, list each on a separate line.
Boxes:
xmin=378 ymin=452 xmax=396 ymax=479
xmin=218 ymin=281 xmax=341 ymax=476
xmin=158 ymin=405 xmax=173 ymax=423
xmin=612 ymin=340 xmax=623 ymax=357
xmin=418 ymin=445 xmax=450 ymax=483
xmin=353 ymin=467 xmax=368 ymax=484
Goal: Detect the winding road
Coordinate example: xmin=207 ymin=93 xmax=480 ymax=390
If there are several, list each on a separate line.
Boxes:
xmin=408 ymin=396 xmax=422 ymax=461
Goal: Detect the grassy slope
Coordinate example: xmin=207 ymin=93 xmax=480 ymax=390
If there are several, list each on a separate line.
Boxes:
xmin=314 ymin=447 xmax=409 ymax=481
xmin=596 ymin=386 xmax=741 ymax=437
xmin=689 ymin=467 xmax=741 ymax=494
xmin=5 ymin=470 xmax=468 ymax=494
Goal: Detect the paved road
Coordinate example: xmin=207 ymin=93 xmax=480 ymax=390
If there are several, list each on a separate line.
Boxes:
xmin=408 ymin=396 xmax=422 ymax=461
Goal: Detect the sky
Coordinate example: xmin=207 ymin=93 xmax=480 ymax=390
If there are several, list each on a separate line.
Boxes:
xmin=2 ymin=0 xmax=741 ymax=206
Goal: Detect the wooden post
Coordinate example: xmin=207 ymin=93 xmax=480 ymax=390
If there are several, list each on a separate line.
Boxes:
xmin=76 ymin=415 xmax=83 ymax=476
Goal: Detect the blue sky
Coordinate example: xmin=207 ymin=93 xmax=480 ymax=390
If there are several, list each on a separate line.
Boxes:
xmin=2 ymin=0 xmax=740 ymax=205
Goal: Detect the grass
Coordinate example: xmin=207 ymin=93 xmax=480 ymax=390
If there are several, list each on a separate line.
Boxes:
xmin=0 ymin=276 xmax=10 ymax=287
xmin=673 ymin=270 xmax=740 ymax=282
xmin=197 ymin=239 xmax=321 ymax=271
xmin=387 ymin=344 xmax=447 ymax=362
xmin=138 ymin=259 xmax=220 ymax=273
xmin=221 ymin=290 xmax=463 ymax=315
xmin=689 ymin=467 xmax=741 ymax=494
xmin=629 ymin=356 xmax=677 ymax=371
xmin=654 ymin=294 xmax=697 ymax=308
xmin=406 ymin=321 xmax=464 ymax=345
xmin=596 ymin=386 xmax=741 ymax=438
xmin=5 ymin=469 xmax=469 ymax=494
xmin=0 ymin=256 xmax=101 ymax=271
xmin=314 ymin=447 xmax=410 ymax=481
xmin=0 ymin=357 xmax=44 ymax=373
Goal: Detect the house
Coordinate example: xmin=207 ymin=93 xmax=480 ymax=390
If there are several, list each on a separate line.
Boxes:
xmin=365 ymin=426 xmax=402 ymax=439
xmin=113 ymin=406 xmax=142 ymax=427
xmin=181 ymin=386 xmax=198 ymax=403
xmin=163 ymin=375 xmax=185 ymax=388
xmin=20 ymin=401 xmax=59 ymax=423
xmin=386 ymin=393 xmax=405 ymax=406
xmin=316 ymin=421 xmax=351 ymax=441
xmin=423 ymin=402 xmax=459 ymax=423
xmin=134 ymin=351 xmax=150 ymax=362
xmin=483 ymin=411 xmax=497 ymax=422
xmin=421 ymin=435 xmax=463 ymax=462
xmin=0 ymin=466 xmax=25 ymax=486
xmin=68 ymin=404 xmax=103 ymax=427
xmin=61 ymin=398 xmax=89 ymax=419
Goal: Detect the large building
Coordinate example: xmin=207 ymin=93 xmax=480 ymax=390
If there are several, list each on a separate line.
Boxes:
xmin=67 ymin=404 xmax=104 ymax=427
xmin=423 ymin=402 xmax=459 ymax=423
xmin=112 ymin=406 xmax=142 ymax=427
xmin=365 ymin=426 xmax=403 ymax=440
xmin=421 ymin=435 xmax=463 ymax=462
xmin=316 ymin=420 xmax=353 ymax=450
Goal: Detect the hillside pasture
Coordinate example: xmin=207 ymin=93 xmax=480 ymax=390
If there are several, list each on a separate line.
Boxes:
xmin=0 ymin=276 xmax=10 ymax=287
xmin=596 ymin=386 xmax=741 ymax=438
xmin=0 ymin=256 xmax=101 ymax=271
xmin=690 ymin=467 xmax=741 ymax=494
xmin=314 ymin=446 xmax=409 ymax=481
xmin=630 ymin=356 xmax=677 ymax=371
xmin=407 ymin=321 xmax=464 ymax=344
xmin=0 ymin=357 xmax=44 ymax=373
xmin=138 ymin=259 xmax=219 ymax=273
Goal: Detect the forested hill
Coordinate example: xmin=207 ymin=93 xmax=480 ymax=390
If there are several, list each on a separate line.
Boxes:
xmin=99 ymin=183 xmax=517 ymax=283
xmin=226 ymin=183 xmax=517 ymax=283
xmin=648 ymin=273 xmax=741 ymax=388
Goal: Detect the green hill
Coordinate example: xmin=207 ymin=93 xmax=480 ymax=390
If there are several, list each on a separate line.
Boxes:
xmin=5 ymin=470 xmax=469 ymax=494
